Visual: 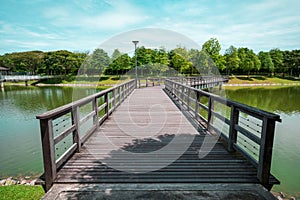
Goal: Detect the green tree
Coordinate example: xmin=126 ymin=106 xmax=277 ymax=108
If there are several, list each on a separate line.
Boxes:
xmin=202 ymin=38 xmax=226 ymax=73
xmin=283 ymin=50 xmax=300 ymax=76
xmin=202 ymin=38 xmax=221 ymax=57
xmin=258 ymin=51 xmax=274 ymax=75
xmin=188 ymin=49 xmax=201 ymax=75
xmin=269 ymin=48 xmax=283 ymax=74
xmin=106 ymin=53 xmax=132 ymax=75
xmin=151 ymin=48 xmax=170 ymax=75
xmin=111 ymin=49 xmax=122 ymax=61
xmin=238 ymin=48 xmax=260 ymax=76
xmin=173 ymin=47 xmax=189 ymax=60
xmin=170 ymin=53 xmax=192 ymax=74
xmin=85 ymin=48 xmax=110 ymax=75
xmin=224 ymin=46 xmax=240 ymax=74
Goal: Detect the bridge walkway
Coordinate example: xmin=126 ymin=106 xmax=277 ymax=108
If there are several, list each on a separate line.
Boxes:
xmin=54 ymin=86 xmax=263 ymax=185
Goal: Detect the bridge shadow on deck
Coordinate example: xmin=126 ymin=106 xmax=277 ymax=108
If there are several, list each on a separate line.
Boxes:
xmin=52 ymin=133 xmax=273 ymax=200
xmin=56 ymin=133 xmax=258 ymax=184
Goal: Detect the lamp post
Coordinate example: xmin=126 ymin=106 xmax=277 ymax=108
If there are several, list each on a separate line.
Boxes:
xmin=132 ymin=41 xmax=139 ymax=87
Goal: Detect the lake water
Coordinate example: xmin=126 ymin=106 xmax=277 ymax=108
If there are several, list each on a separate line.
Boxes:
xmin=0 ymin=85 xmax=299 ymax=197
xmin=0 ymin=85 xmax=100 ymax=178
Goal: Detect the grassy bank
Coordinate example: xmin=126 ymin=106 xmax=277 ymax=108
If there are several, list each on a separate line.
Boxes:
xmin=0 ymin=185 xmax=44 ymax=200
xmin=227 ymin=75 xmax=300 ymax=85
xmin=40 ymin=75 xmax=131 ymax=85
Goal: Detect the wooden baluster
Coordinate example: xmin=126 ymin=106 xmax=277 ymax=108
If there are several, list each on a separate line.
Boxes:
xmin=93 ymin=97 xmax=99 ymax=125
xmin=72 ymin=106 xmax=81 ymax=152
xmin=118 ymin=86 xmax=121 ymax=106
xmin=105 ymin=93 xmax=109 ymax=119
xmin=207 ymin=96 xmax=214 ymax=131
xmin=195 ymin=92 xmax=200 ymax=120
xmin=112 ymin=89 xmax=116 ymax=111
xmin=181 ymin=85 xmax=184 ymax=105
xmin=187 ymin=88 xmax=191 ymax=111
xmin=228 ymin=106 xmax=239 ymax=152
xmin=39 ymin=118 xmax=56 ymax=191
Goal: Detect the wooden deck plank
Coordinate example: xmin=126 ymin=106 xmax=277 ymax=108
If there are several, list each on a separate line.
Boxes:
xmin=56 ymin=87 xmax=260 ymax=185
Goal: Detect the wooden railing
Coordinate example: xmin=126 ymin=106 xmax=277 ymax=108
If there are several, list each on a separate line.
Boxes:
xmin=136 ymin=76 xmax=228 ymax=89
xmin=137 ymin=78 xmax=164 ymax=88
xmin=172 ymin=76 xmax=228 ymax=88
xmin=36 ymin=80 xmax=136 ymax=191
xmin=164 ymin=79 xmax=281 ymax=188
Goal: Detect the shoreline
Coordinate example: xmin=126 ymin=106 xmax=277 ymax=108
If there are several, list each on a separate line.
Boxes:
xmin=224 ymin=83 xmax=300 ymax=87
xmin=0 ymin=176 xmax=43 ymax=186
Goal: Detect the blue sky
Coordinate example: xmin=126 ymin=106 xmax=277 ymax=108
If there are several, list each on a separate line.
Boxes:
xmin=0 ymin=0 xmax=300 ymax=55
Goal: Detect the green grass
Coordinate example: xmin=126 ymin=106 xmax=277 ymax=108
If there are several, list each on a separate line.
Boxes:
xmin=41 ymin=75 xmax=131 ymax=85
xmin=228 ymin=75 xmax=300 ymax=85
xmin=0 ymin=185 xmax=45 ymax=200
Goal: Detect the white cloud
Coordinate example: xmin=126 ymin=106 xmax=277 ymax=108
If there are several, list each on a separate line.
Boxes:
xmin=2 ymin=39 xmax=50 ymax=48
xmin=43 ymin=0 xmax=149 ymax=30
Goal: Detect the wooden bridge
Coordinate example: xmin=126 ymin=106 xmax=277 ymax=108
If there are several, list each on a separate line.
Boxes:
xmin=37 ymin=78 xmax=281 ymax=198
xmin=136 ymin=76 xmax=228 ymax=90
xmin=0 ymin=75 xmax=52 ymax=87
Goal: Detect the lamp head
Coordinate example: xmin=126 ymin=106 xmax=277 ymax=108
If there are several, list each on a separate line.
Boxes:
xmin=132 ymin=41 xmax=139 ymax=45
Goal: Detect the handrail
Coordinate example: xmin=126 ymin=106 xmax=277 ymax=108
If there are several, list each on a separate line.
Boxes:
xmin=136 ymin=76 xmax=228 ymax=89
xmin=37 ymin=79 xmax=136 ymax=191
xmin=170 ymin=76 xmax=228 ymax=88
xmin=164 ymin=79 xmax=281 ymax=188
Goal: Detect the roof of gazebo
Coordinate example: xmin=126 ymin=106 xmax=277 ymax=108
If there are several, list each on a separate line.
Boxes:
xmin=0 ymin=66 xmax=9 ymax=71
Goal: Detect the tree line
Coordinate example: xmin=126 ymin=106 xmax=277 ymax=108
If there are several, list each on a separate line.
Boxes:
xmin=0 ymin=38 xmax=299 ymax=77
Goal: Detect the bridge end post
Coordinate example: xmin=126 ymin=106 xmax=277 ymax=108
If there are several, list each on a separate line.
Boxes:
xmin=257 ymin=117 xmax=276 ymax=189
xmin=39 ymin=118 xmax=56 ymax=192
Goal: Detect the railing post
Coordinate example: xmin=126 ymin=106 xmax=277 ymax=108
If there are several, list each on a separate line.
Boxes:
xmin=39 ymin=119 xmax=56 ymax=192
xmin=93 ymin=98 xmax=99 ymax=125
xmin=257 ymin=117 xmax=276 ymax=187
xmin=207 ymin=97 xmax=214 ymax=131
xmin=112 ymin=89 xmax=116 ymax=111
xmin=181 ymin=85 xmax=184 ymax=105
xmin=118 ymin=86 xmax=121 ymax=106
xmin=194 ymin=92 xmax=200 ymax=119
xmin=228 ymin=106 xmax=239 ymax=152
xmin=105 ymin=93 xmax=109 ymax=118
xmin=72 ymin=106 xmax=81 ymax=152
xmin=187 ymin=88 xmax=191 ymax=111
xmin=124 ymin=83 xmax=128 ymax=98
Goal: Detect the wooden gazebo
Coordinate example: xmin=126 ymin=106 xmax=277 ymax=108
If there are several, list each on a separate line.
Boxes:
xmin=0 ymin=66 xmax=10 ymax=75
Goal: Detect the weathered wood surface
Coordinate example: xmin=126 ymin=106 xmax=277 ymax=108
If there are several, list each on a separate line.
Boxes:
xmin=55 ymin=86 xmax=265 ymax=185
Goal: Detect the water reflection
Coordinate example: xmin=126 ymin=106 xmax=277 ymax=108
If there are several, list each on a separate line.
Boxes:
xmin=224 ymin=86 xmax=300 ymax=114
